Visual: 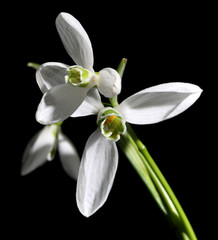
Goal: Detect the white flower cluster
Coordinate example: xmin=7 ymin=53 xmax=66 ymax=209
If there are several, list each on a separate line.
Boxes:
xmin=22 ymin=12 xmax=203 ymax=217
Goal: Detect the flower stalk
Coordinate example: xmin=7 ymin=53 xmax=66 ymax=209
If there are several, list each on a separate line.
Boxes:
xmin=109 ymin=58 xmax=127 ymax=107
xmin=117 ymin=133 xmax=168 ymax=214
xmin=123 ymin=124 xmax=197 ymax=240
xmin=115 ymin=59 xmax=197 ymax=240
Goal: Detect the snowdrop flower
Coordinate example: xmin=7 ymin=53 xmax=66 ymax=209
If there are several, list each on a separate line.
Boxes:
xmin=21 ymin=124 xmax=80 ymax=180
xmin=72 ymin=82 xmax=202 ymax=217
xmin=36 ymin=12 xmax=121 ymax=125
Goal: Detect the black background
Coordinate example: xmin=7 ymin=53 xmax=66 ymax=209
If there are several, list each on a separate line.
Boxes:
xmin=3 ymin=1 xmax=215 ymax=239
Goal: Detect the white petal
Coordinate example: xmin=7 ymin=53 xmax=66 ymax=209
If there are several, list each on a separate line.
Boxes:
xmin=97 ymin=68 xmax=121 ymax=98
xmin=36 ymin=62 xmax=69 ymax=93
xmin=56 ymin=12 xmax=94 ymax=70
xmin=36 ymin=84 xmax=88 ymax=125
xmin=58 ymin=132 xmax=80 ymax=180
xmin=71 ymin=88 xmax=104 ymax=118
xmin=21 ymin=126 xmax=56 ymax=176
xmin=116 ymin=82 xmax=203 ymax=124
xmin=76 ymin=129 xmax=118 ymax=217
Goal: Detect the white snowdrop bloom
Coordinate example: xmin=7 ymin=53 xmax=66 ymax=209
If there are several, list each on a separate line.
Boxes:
xmin=36 ymin=12 xmax=121 ymax=125
xmin=21 ymin=124 xmax=80 ymax=180
xmin=72 ymin=82 xmax=202 ymax=217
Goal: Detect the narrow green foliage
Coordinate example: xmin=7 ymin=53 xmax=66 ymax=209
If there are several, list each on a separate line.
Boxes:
xmin=27 ymin=62 xmax=41 ymax=70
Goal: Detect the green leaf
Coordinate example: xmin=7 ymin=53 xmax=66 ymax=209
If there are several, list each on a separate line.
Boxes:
xmin=27 ymin=62 xmax=41 ymax=70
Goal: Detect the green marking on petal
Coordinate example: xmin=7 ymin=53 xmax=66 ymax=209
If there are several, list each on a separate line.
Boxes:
xmin=102 ymin=108 xmax=120 ymax=117
xmin=66 ymin=65 xmax=96 ymax=88
xmin=97 ymin=107 xmax=126 ymax=142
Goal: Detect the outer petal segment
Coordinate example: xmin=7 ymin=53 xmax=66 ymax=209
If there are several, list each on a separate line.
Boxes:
xmin=71 ymin=88 xmax=104 ymax=118
xmin=116 ymin=82 xmax=203 ymax=125
xmin=36 ymin=62 xmax=69 ymax=93
xmin=56 ymin=12 xmax=94 ymax=70
xmin=36 ymin=84 xmax=88 ymax=125
xmin=58 ymin=132 xmax=80 ymax=180
xmin=76 ymin=129 xmax=118 ymax=217
xmin=21 ymin=126 xmax=56 ymax=175
xmin=98 ymin=68 xmax=121 ymax=98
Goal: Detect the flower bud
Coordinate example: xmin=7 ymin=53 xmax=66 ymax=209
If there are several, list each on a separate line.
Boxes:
xmin=97 ymin=68 xmax=121 ymax=98
xmin=97 ymin=107 xmax=126 ymax=142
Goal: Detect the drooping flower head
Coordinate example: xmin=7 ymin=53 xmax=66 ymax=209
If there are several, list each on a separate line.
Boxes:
xmin=21 ymin=123 xmax=80 ymax=180
xmin=72 ymin=83 xmax=203 ymax=217
xmin=35 ymin=12 xmax=121 ymax=125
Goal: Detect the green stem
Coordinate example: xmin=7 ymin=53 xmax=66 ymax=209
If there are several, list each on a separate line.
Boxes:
xmin=113 ymin=58 xmax=197 ymax=239
xmin=124 ymin=130 xmax=179 ymax=217
xmin=116 ymin=58 xmax=127 ymax=79
xmin=109 ymin=58 xmax=127 ymax=107
xmin=125 ymin=123 xmax=197 ymax=240
xmin=118 ymin=133 xmax=168 ymax=215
